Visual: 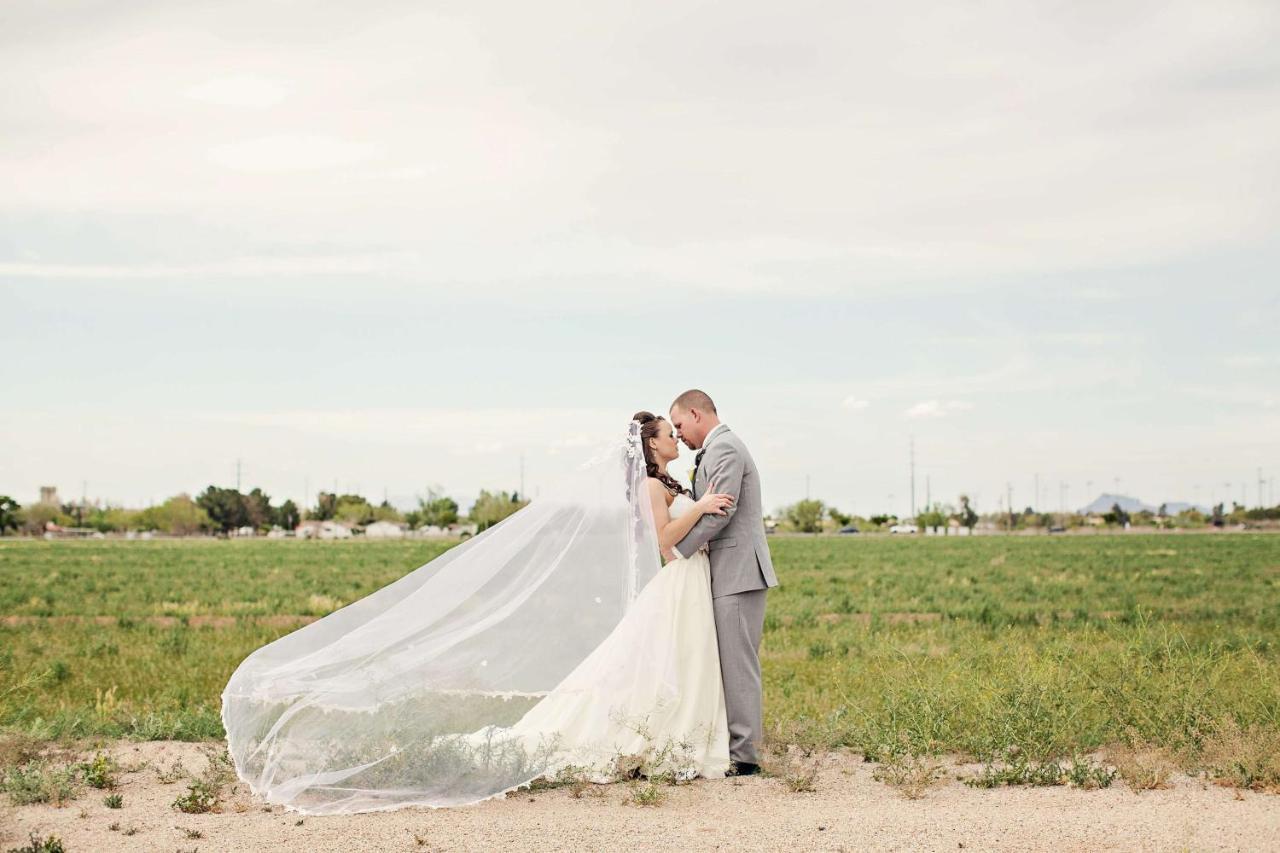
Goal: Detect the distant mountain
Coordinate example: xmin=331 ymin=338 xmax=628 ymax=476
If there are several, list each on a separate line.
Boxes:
xmin=1079 ymin=494 xmax=1157 ymax=515
xmin=1078 ymin=494 xmax=1209 ymax=516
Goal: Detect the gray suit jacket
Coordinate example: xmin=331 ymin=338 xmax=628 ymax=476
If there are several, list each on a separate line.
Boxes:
xmin=675 ymin=425 xmax=778 ymax=598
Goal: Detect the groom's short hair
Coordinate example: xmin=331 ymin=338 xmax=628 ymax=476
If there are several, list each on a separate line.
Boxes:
xmin=671 ymin=389 xmax=717 ymax=414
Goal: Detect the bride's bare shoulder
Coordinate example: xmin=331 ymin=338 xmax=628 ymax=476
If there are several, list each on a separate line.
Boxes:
xmin=646 ymin=476 xmax=676 ymax=505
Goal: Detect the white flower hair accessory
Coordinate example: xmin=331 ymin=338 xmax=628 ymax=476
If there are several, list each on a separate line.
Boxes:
xmin=625 ymin=420 xmax=642 ymax=460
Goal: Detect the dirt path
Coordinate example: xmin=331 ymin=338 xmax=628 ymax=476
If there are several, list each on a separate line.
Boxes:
xmin=3 ymin=741 xmax=1276 ymax=852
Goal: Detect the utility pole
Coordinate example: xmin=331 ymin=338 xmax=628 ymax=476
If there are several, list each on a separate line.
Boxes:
xmin=1034 ymin=473 xmax=1039 ymax=512
xmin=1006 ymin=482 xmax=1014 ymax=531
xmin=1258 ymin=468 xmax=1265 ymax=509
xmin=909 ymin=435 xmax=916 ymax=519
xmin=520 ymin=454 xmax=526 ymax=500
xmin=236 ymin=458 xmax=242 ymax=492
xmin=925 ymin=475 xmax=931 ymax=512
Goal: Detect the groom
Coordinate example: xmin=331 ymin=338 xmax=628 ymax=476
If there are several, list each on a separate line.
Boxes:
xmin=668 ymin=389 xmax=778 ymax=776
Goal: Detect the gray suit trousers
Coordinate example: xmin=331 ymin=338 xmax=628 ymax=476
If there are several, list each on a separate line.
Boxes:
xmin=712 ymin=587 xmax=768 ymax=764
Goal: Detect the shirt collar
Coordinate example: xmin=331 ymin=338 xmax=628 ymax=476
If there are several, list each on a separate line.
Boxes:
xmin=701 ymin=423 xmax=728 ymax=451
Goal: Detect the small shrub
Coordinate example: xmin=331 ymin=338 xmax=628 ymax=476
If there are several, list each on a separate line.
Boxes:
xmin=154 ymin=757 xmax=187 ymax=784
xmin=1066 ymin=754 xmax=1115 ymax=790
xmin=173 ymin=778 xmax=221 ymax=814
xmin=3 ymin=761 xmax=79 ymax=806
xmin=48 ymin=661 xmax=71 ymax=684
xmin=172 ymin=745 xmax=235 ymax=814
xmin=80 ymin=751 xmax=119 ymax=789
xmin=103 ymin=792 xmax=123 ymax=808
xmin=625 ymin=780 xmax=667 ymax=806
xmin=6 ymin=833 xmax=65 ymax=853
xmin=964 ymin=747 xmax=1069 ymax=789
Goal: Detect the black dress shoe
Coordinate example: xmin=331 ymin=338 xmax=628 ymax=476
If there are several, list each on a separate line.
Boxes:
xmin=726 ymin=761 xmax=760 ymax=777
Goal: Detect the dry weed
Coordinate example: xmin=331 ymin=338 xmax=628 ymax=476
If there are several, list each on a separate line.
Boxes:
xmin=1104 ymin=742 xmax=1177 ymax=792
xmin=1199 ymin=717 xmax=1280 ymax=793
xmin=873 ymin=752 xmax=946 ymax=799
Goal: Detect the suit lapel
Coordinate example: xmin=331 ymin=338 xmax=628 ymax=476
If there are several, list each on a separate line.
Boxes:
xmin=693 ymin=425 xmax=729 ymax=498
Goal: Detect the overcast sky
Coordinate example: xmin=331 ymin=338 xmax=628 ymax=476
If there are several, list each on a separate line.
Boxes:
xmin=3 ymin=1 xmax=1278 ymax=517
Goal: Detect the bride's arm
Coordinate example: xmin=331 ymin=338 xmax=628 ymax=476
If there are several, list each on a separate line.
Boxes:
xmin=646 ymin=479 xmax=733 ymax=559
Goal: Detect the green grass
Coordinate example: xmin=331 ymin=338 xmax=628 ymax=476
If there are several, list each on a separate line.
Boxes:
xmin=1 ymin=534 xmax=1278 ymax=767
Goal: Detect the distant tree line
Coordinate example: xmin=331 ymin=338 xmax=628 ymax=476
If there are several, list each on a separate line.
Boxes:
xmin=0 ymin=484 xmax=531 ymax=537
xmin=767 ymin=492 xmax=1280 ymax=534
xmin=772 ymin=493 xmax=980 ymax=534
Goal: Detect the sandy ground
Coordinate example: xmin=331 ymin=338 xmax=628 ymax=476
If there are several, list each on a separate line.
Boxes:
xmin=3 ymin=741 xmax=1277 ymax=852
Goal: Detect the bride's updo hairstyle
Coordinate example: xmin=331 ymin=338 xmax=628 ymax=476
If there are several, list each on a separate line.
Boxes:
xmin=632 ymin=411 xmax=690 ymax=497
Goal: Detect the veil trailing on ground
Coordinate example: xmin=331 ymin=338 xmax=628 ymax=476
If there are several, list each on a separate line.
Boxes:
xmin=221 ymin=421 xmax=663 ymax=814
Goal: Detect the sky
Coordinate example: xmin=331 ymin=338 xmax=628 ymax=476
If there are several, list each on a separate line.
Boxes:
xmin=2 ymin=1 xmax=1278 ymax=518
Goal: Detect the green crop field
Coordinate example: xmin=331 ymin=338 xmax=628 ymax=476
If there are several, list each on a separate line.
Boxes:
xmin=2 ymin=534 xmax=1278 ymax=766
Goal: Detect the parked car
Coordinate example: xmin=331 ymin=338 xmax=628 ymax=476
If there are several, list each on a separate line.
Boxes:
xmin=1048 ymin=525 xmax=1066 ymax=533
xmin=888 ymin=523 xmax=919 ymax=534
xmin=838 ymin=525 xmax=860 ymax=535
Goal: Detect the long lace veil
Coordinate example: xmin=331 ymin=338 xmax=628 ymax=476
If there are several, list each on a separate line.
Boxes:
xmin=221 ymin=421 xmax=662 ymax=814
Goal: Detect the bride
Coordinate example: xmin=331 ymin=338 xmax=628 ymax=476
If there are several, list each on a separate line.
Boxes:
xmin=222 ymin=411 xmax=738 ymax=814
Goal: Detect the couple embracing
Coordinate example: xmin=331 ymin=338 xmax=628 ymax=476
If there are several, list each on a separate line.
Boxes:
xmin=222 ymin=389 xmax=777 ymax=814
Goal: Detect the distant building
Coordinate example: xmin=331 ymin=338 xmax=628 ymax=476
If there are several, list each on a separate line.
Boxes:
xmin=365 ymin=520 xmax=406 ymax=539
xmin=410 ymin=522 xmax=477 ymax=539
xmin=39 ymin=486 xmax=60 ymax=505
xmin=296 ymin=520 xmax=353 ymax=540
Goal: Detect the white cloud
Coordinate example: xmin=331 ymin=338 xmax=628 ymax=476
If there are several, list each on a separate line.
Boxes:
xmin=185 ymin=75 xmax=292 ymax=108
xmin=0 ymin=253 xmax=417 ymax=279
xmin=1222 ymin=354 xmax=1271 ymax=369
xmin=841 ymin=396 xmax=870 ymax=411
xmin=208 ymin=134 xmax=381 ymax=173
xmin=904 ymin=400 xmax=975 ymax=419
xmin=1 ymin=2 xmax=1277 ymax=289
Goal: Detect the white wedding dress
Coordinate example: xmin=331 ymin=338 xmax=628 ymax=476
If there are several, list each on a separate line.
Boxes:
xmin=223 ymin=426 xmax=725 ymax=814
xmin=486 ymin=492 xmax=731 ymax=782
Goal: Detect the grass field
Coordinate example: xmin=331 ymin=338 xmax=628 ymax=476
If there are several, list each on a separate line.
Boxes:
xmin=2 ymin=534 xmax=1278 ymax=774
